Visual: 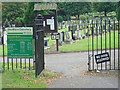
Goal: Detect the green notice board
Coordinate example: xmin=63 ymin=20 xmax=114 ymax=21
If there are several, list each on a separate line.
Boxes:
xmin=7 ymin=27 xmax=33 ymax=58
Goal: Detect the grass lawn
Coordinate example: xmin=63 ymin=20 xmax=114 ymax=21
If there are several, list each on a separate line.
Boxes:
xmin=2 ymin=68 xmax=61 ymax=88
xmin=59 ymin=31 xmax=119 ymax=52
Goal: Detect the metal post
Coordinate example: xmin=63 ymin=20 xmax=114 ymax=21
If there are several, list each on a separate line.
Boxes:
xmin=109 ymin=20 xmax=111 ymax=70
xmin=12 ymin=58 xmax=13 ymax=70
xmin=118 ymin=20 xmax=120 ymax=70
xmin=25 ymin=58 xmax=26 ymax=69
xmin=29 ymin=58 xmax=30 ymax=70
xmin=96 ymin=20 xmax=98 ymax=70
xmin=114 ymin=20 xmax=115 ymax=70
xmin=101 ymin=19 xmax=103 ymax=70
xmin=88 ymin=22 xmax=90 ymax=71
xmin=105 ymin=19 xmax=107 ymax=69
xmin=16 ymin=58 xmax=17 ymax=69
xmin=55 ymin=10 xmax=59 ymax=51
xmin=2 ymin=26 xmax=5 ymax=71
xmin=92 ymin=20 xmax=94 ymax=70
xmin=56 ymin=39 xmax=59 ymax=51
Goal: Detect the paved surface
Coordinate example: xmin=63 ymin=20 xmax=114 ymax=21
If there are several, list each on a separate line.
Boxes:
xmin=45 ymin=52 xmax=119 ymax=88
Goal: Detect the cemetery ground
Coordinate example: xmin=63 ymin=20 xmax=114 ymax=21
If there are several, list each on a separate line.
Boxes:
xmin=0 ymin=29 xmax=119 ymax=56
xmin=0 ymin=28 xmax=119 ymax=88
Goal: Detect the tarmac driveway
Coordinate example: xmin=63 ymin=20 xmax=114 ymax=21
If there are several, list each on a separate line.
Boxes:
xmin=45 ymin=52 xmax=119 ymax=88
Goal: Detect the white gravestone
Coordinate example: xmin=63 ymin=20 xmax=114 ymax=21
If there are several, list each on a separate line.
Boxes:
xmin=66 ymin=31 xmax=71 ymax=40
xmin=58 ymin=32 xmax=63 ymax=46
xmin=77 ymin=25 xmax=79 ymax=30
xmin=77 ymin=30 xmax=82 ymax=39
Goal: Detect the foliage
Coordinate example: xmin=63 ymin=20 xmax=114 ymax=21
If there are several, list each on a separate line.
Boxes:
xmin=57 ymin=16 xmax=63 ymax=22
xmin=117 ymin=1 xmax=120 ymax=20
xmin=4 ymin=19 xmax=10 ymax=27
xmin=79 ymin=15 xmax=86 ymax=22
xmin=57 ymin=2 xmax=92 ymax=20
xmin=93 ymin=2 xmax=117 ymax=16
xmin=15 ymin=17 xmax=24 ymax=26
xmin=2 ymin=2 xmax=27 ymax=24
xmin=24 ymin=2 xmax=47 ymax=27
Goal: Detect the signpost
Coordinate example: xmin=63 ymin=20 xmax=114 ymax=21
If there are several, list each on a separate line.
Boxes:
xmin=95 ymin=52 xmax=110 ymax=64
xmin=34 ymin=3 xmax=58 ymax=77
xmin=51 ymin=33 xmax=60 ymax=40
xmin=7 ymin=27 xmax=33 ymax=58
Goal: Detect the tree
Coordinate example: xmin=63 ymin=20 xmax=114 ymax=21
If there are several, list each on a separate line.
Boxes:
xmin=117 ymin=1 xmax=120 ymax=20
xmin=57 ymin=16 xmax=63 ymax=23
xmin=70 ymin=2 xmax=92 ymax=20
xmin=2 ymin=2 xmax=27 ymax=23
xmin=57 ymin=2 xmax=92 ymax=20
xmin=93 ymin=2 xmax=117 ymax=16
xmin=24 ymin=2 xmax=47 ymax=27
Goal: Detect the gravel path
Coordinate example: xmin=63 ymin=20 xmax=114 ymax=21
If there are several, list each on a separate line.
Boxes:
xmin=45 ymin=52 xmax=119 ymax=88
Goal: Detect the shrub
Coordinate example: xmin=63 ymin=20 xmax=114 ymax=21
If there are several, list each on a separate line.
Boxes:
xmin=15 ymin=17 xmax=24 ymax=26
xmin=4 ymin=19 xmax=10 ymax=27
xmin=57 ymin=16 xmax=63 ymax=23
xmin=117 ymin=7 xmax=120 ymax=21
xmin=82 ymin=35 xmax=85 ymax=39
xmin=79 ymin=15 xmax=86 ymax=22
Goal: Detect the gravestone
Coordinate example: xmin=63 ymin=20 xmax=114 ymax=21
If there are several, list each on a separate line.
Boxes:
xmin=80 ymin=20 xmax=82 ymax=24
xmin=58 ymin=32 xmax=63 ymax=46
xmin=44 ymin=39 xmax=50 ymax=49
xmin=98 ymin=26 xmax=100 ymax=35
xmin=64 ymin=31 xmax=73 ymax=44
xmin=77 ymin=30 xmax=82 ymax=40
xmin=66 ymin=31 xmax=71 ymax=40
xmin=73 ymin=31 xmax=77 ymax=40
xmin=62 ymin=24 xmax=65 ymax=29
xmin=67 ymin=25 xmax=69 ymax=29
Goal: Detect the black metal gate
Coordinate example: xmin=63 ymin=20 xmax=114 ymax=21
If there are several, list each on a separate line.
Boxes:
xmin=34 ymin=14 xmax=45 ymax=77
xmin=88 ymin=18 xmax=120 ymax=71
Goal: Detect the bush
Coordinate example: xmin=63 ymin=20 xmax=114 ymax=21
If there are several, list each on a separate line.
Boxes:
xmin=57 ymin=16 xmax=63 ymax=23
xmin=4 ymin=19 xmax=10 ymax=27
xmin=82 ymin=35 xmax=85 ymax=39
xmin=79 ymin=15 xmax=86 ymax=22
xmin=15 ymin=17 xmax=24 ymax=26
xmin=117 ymin=7 xmax=120 ymax=21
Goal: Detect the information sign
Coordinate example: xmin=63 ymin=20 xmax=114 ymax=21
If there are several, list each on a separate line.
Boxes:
xmin=7 ymin=27 xmax=33 ymax=58
xmin=51 ymin=33 xmax=60 ymax=40
xmin=95 ymin=52 xmax=110 ymax=64
xmin=43 ymin=15 xmax=57 ymax=33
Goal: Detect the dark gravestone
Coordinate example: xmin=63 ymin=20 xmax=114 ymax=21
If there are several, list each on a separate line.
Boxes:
xmin=44 ymin=39 xmax=50 ymax=49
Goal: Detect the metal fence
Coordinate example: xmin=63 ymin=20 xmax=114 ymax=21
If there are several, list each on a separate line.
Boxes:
xmin=2 ymin=58 xmax=34 ymax=71
xmin=88 ymin=19 xmax=120 ymax=70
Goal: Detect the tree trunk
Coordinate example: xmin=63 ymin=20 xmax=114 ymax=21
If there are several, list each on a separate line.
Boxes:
xmin=78 ymin=15 xmax=80 ymax=20
xmin=104 ymin=11 xmax=107 ymax=17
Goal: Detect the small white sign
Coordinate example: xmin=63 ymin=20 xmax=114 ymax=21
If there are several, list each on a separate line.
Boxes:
xmin=47 ymin=17 xmax=55 ymax=30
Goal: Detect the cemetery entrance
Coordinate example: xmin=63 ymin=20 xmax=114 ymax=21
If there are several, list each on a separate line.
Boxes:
xmin=1 ymin=3 xmax=120 ymax=79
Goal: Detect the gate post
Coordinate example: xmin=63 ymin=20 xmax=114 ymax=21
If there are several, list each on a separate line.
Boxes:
xmin=34 ymin=14 xmax=44 ymax=77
